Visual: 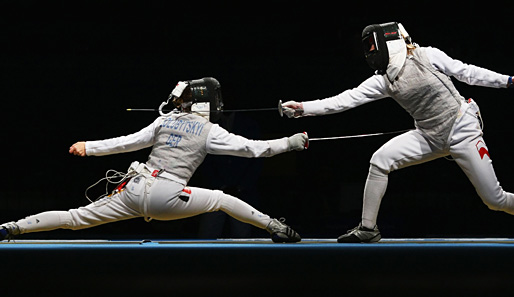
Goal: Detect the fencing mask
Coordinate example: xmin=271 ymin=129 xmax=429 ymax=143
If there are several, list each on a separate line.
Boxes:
xmin=160 ymin=77 xmax=224 ymax=122
xmin=362 ymin=22 xmax=412 ymax=82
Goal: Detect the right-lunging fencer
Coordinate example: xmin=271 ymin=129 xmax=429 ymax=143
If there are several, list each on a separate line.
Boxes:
xmin=282 ymin=22 xmax=513 ymax=243
xmin=1 ymin=77 xmax=308 ymax=243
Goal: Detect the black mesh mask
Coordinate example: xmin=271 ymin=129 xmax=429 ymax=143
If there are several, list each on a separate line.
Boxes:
xmin=362 ymin=22 xmax=402 ymax=74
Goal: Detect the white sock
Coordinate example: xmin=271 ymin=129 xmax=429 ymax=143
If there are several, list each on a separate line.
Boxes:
xmin=361 ymin=165 xmax=388 ymax=229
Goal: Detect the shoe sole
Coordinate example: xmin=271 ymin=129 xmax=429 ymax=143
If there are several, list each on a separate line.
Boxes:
xmin=337 ymin=233 xmax=381 ymax=243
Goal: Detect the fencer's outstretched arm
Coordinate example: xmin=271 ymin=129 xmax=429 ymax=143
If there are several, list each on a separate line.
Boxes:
xmin=71 ymin=116 xmax=307 ymax=158
xmin=282 ymin=75 xmax=389 ymax=118
xmin=206 ymin=124 xmax=307 ymax=157
xmin=282 ymin=47 xmax=512 ymax=119
xmin=80 ymin=118 xmax=160 ymax=156
xmin=424 ymin=47 xmax=511 ymax=88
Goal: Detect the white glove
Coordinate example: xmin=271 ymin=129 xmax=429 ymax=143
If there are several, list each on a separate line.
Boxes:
xmin=282 ymin=101 xmax=304 ymax=118
xmin=288 ymin=132 xmax=309 ymax=151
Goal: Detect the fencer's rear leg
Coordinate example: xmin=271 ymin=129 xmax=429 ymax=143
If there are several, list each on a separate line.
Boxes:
xmin=1 ymin=195 xmax=141 ymax=238
xmin=451 ymin=138 xmax=514 ymax=214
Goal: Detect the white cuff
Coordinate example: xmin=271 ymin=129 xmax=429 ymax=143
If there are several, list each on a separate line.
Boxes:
xmin=302 ymin=100 xmax=324 ymax=116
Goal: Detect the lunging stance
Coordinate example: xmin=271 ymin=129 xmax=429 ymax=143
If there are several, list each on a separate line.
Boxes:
xmin=283 ymin=22 xmax=513 ymax=243
xmin=1 ymin=77 xmax=307 ymax=243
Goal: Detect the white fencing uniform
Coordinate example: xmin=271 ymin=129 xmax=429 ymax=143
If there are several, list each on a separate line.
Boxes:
xmin=12 ymin=112 xmax=293 ymax=235
xmin=300 ymin=46 xmax=513 ymax=228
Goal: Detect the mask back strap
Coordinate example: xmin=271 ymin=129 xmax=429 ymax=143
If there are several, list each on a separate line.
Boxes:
xmin=159 ymin=95 xmax=175 ymax=116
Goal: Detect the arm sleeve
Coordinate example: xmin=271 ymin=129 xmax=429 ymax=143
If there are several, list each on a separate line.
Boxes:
xmin=425 ymin=46 xmax=510 ymax=88
xmin=302 ymin=75 xmax=389 ymax=116
xmin=85 ymin=117 xmax=161 ymax=156
xmin=206 ymin=124 xmax=290 ymax=158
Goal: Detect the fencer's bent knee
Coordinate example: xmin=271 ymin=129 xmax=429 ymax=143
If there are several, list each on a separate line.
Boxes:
xmin=203 ymin=189 xmax=238 ymax=213
xmin=370 ymin=148 xmax=392 ymax=175
xmin=484 ymin=201 xmax=502 ymax=212
xmin=210 ymin=190 xmax=225 ymax=211
xmin=193 ymin=188 xmax=226 ymax=212
xmin=213 ymin=190 xmax=240 ymax=212
xmin=474 ymin=184 xmax=514 ymax=214
xmin=480 ymin=192 xmax=508 ymax=212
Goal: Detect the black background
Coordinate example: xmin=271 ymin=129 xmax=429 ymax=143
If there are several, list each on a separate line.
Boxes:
xmin=2 ymin=0 xmax=513 ymax=240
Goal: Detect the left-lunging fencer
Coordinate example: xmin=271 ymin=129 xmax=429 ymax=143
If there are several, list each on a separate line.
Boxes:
xmin=1 ymin=77 xmax=307 ymax=243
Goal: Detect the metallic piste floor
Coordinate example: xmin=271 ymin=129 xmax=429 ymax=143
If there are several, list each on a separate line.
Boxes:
xmin=2 ymin=238 xmax=513 ymax=296
xmin=2 ymin=237 xmax=514 ymax=245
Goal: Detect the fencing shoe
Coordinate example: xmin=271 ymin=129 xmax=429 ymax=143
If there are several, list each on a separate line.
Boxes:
xmin=337 ymin=223 xmax=381 ymax=243
xmin=266 ymin=218 xmax=301 ymax=243
xmin=0 ymin=222 xmax=20 ymax=241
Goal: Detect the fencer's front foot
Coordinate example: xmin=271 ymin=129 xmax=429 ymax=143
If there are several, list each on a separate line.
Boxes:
xmin=0 ymin=222 xmax=20 ymax=241
xmin=266 ymin=218 xmax=301 ymax=243
xmin=337 ymin=223 xmax=381 ymax=243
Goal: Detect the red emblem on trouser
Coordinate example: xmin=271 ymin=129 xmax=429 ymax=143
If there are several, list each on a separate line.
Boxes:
xmin=476 ymin=140 xmax=490 ymax=159
xmin=179 ymin=187 xmax=191 ymax=202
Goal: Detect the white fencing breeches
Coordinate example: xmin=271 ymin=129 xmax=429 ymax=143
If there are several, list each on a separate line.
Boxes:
xmin=121 ymin=177 xmax=271 ymax=228
xmin=14 ymin=175 xmax=271 ymax=235
xmin=362 ymin=105 xmax=514 ymax=228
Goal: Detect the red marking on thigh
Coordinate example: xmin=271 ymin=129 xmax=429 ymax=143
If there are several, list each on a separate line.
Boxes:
xmin=476 ymin=140 xmax=490 ymax=159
